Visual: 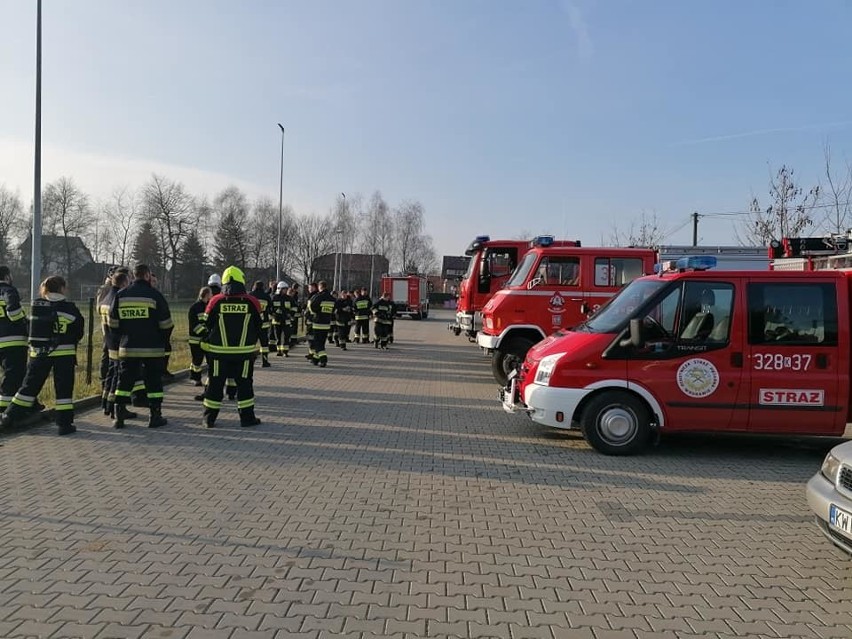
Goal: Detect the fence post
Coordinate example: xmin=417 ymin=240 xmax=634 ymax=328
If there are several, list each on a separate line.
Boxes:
xmin=86 ymin=297 xmax=95 ymax=385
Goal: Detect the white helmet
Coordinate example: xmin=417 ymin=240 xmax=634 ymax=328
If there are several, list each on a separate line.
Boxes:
xmin=276 ymin=281 xmax=287 ymax=291
xmin=208 ymin=273 xmax=222 ymax=287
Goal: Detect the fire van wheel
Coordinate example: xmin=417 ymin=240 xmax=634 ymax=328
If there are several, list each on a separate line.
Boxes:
xmin=580 ymin=391 xmax=651 ymax=456
xmin=492 ymin=337 xmax=535 ymax=387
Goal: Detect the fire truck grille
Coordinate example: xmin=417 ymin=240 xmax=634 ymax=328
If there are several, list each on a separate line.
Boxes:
xmin=840 ymin=466 xmax=852 ymax=494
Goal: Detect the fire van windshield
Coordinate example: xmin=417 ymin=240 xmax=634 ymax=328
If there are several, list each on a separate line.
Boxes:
xmin=583 ymin=279 xmax=667 ymax=333
xmin=506 ymin=252 xmax=537 ymax=288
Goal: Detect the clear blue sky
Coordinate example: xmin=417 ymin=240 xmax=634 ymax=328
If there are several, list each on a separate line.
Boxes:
xmin=3 ymin=0 xmax=852 ymax=257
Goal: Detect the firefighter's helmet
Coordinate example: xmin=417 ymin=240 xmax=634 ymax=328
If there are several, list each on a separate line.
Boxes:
xmin=208 ymin=273 xmax=222 ymax=287
xmin=222 ymin=266 xmax=246 ymax=285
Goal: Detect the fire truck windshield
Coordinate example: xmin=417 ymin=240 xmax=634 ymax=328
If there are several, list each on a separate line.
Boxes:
xmin=583 ymin=279 xmax=667 ymax=333
xmin=462 ymin=255 xmax=476 ymax=280
xmin=506 ymin=252 xmax=537 ymax=288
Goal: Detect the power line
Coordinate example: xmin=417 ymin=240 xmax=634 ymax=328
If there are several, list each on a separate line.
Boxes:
xmin=699 ymin=200 xmax=852 ymax=219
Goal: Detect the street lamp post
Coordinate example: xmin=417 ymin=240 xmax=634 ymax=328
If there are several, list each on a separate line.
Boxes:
xmin=276 ymin=123 xmax=285 ymax=282
xmin=30 ymin=0 xmax=42 ymax=302
xmin=338 ymin=193 xmax=346 ymax=291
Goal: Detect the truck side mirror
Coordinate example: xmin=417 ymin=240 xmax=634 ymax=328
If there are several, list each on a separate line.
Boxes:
xmin=620 ymin=318 xmax=645 ymax=349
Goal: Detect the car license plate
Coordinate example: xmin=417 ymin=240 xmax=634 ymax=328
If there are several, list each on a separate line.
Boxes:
xmin=830 ymin=504 xmax=852 ymax=536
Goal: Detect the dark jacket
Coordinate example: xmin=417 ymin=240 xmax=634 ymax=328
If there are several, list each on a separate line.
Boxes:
xmin=308 ymin=290 xmax=336 ymax=330
xmin=0 ymin=281 xmax=27 ymax=349
xmin=98 ymin=285 xmax=121 ymax=357
xmin=372 ymin=298 xmax=395 ymax=324
xmin=28 ymin=294 xmax=84 ymax=358
xmin=109 ymin=279 xmax=173 ymax=358
xmin=250 ymin=287 xmax=273 ymax=331
xmin=188 ymin=299 xmax=208 ymax=345
xmin=335 ymin=297 xmax=354 ymax=325
xmin=202 ymin=282 xmax=263 ymax=358
xmin=353 ymin=294 xmax=372 ymax=320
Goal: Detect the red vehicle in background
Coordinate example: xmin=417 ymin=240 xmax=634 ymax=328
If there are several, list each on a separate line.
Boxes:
xmin=501 ymin=255 xmax=852 ymax=455
xmin=451 ymin=235 xmax=580 ymax=339
xmin=381 ymin=273 xmax=430 ymax=319
xmin=478 ymin=240 xmax=657 ymax=385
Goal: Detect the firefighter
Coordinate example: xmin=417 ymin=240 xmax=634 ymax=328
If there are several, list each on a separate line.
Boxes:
xmin=110 ymin=263 xmax=173 ymax=429
xmin=250 ymin=280 xmax=273 ymax=368
xmin=303 ymin=282 xmax=319 ymax=360
xmin=328 ymin=290 xmax=339 ymax=345
xmin=372 ymin=291 xmax=394 ymax=349
xmin=335 ymin=290 xmax=354 ymax=349
xmin=353 ymin=287 xmax=372 ymax=344
xmin=99 ymin=269 xmax=140 ymax=419
xmin=188 ymin=286 xmax=212 ymax=386
xmin=290 ymin=283 xmax=301 ymax=347
xmin=307 ymin=280 xmax=335 ymax=367
xmin=0 ymin=266 xmax=29 ymax=414
xmin=270 ymin=281 xmax=283 ymax=356
xmin=201 ymin=266 xmax=263 ymax=428
xmin=0 ymin=276 xmax=84 ymax=435
xmin=208 ymin=273 xmax=223 ymax=295
xmin=271 ymin=281 xmax=292 ymax=356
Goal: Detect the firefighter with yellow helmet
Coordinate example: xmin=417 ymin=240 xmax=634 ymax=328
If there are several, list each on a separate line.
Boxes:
xmin=201 ymin=266 xmax=263 ymax=428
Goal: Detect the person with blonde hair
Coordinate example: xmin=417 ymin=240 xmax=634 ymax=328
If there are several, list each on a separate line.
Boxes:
xmin=0 ymin=276 xmax=84 ymax=435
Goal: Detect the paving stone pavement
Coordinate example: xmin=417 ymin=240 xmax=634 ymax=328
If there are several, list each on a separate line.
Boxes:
xmin=1 ymin=308 xmax=851 ymax=639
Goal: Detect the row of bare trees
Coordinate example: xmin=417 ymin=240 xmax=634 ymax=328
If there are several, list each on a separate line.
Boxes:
xmin=0 ymin=175 xmax=438 ymax=297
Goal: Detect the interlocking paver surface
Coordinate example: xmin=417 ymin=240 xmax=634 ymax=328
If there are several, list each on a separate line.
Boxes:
xmin=1 ymin=309 xmax=851 ymax=638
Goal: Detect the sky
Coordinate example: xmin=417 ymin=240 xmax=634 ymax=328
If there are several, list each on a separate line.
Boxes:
xmin=3 ymin=0 xmax=852 ymax=259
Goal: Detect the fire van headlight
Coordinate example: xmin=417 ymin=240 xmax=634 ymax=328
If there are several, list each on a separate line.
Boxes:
xmin=484 ymin=317 xmax=493 ymax=330
xmin=821 ymin=452 xmax=842 ymax=483
xmin=534 ymin=353 xmax=564 ymax=386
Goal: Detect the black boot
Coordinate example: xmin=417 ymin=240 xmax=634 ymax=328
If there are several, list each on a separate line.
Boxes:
xmin=104 ymin=400 xmax=113 ymax=416
xmin=148 ymin=406 xmax=167 ymax=428
xmin=57 ymin=413 xmax=76 ymax=436
xmin=113 ymin=404 xmax=133 ymax=429
xmin=101 ymin=396 xmax=109 ymax=415
xmin=239 ymin=407 xmax=261 ymax=427
xmin=262 ymin=356 xmax=271 ymax=368
xmin=319 ymin=357 xmax=328 ymax=368
xmin=203 ymin=408 xmax=218 ymax=428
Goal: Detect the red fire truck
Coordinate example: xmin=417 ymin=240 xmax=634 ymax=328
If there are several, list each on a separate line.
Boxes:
xmin=451 ymin=235 xmax=580 ymax=339
xmin=501 ymin=255 xmax=851 ymax=455
xmin=381 ymin=273 xmax=429 ymax=319
xmin=478 ymin=239 xmax=657 ymax=385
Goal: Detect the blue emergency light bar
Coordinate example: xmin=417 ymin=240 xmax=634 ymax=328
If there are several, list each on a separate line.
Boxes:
xmin=656 ymin=255 xmax=718 ymax=274
xmin=532 ymin=235 xmax=555 ymax=247
xmin=474 ymin=235 xmax=490 ymax=243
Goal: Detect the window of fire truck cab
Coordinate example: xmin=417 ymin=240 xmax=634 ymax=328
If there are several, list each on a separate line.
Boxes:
xmin=506 ymin=252 xmax=537 ymax=288
xmin=747 ymin=282 xmax=838 ymax=345
xmin=584 ymin=279 xmax=667 ymax=332
xmin=478 ymin=248 xmax=518 ymax=293
xmin=528 ymin=256 xmax=581 ymax=287
xmin=628 ymin=281 xmax=735 ymax=357
xmin=594 ymin=257 xmax=644 ymax=287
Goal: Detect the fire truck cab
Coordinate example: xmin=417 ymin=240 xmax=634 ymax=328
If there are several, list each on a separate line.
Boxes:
xmin=478 ymin=238 xmax=657 ymax=385
xmin=451 ymin=235 xmax=580 ymax=339
xmin=501 ymin=256 xmax=851 ymax=455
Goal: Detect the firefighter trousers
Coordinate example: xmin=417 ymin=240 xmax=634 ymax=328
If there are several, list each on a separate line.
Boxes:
xmin=0 ymin=346 xmax=27 ymax=411
xmin=309 ymin=329 xmax=329 ymax=363
xmin=337 ymin=322 xmax=352 ymax=345
xmin=6 ymin=355 xmax=75 ymax=426
xmin=99 ymin=345 xmax=110 ymax=387
xmin=203 ymin=357 xmax=255 ymax=419
xmin=374 ymin=322 xmax=391 ymax=347
xmin=354 ymin=319 xmax=369 ymax=342
xmin=189 ymin=343 xmax=205 ymax=382
xmin=115 ymin=358 xmax=164 ymax=407
xmin=273 ymin=323 xmax=291 ymax=353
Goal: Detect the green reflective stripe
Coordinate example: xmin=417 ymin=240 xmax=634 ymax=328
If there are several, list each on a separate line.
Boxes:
xmin=193 ymin=325 xmax=206 ymax=335
xmin=312 ymin=323 xmax=331 ymax=330
xmin=219 ymin=315 xmax=228 ymax=347
xmin=242 ymin=360 xmax=250 ymax=378
xmin=202 ymin=344 xmax=257 ymax=354
xmin=12 ymin=397 xmax=34 ymax=407
xmin=118 ymin=298 xmax=156 ymax=307
xmin=7 ymin=308 xmax=25 ymax=321
xmin=203 ymin=398 xmax=222 ymax=409
xmin=54 ymin=404 xmax=74 ymax=411
xmin=115 ymin=389 xmax=132 ymax=398
xmin=260 ymin=347 xmax=269 ymax=354
xmin=240 ymin=315 xmax=249 ymax=347
xmin=190 ymin=363 xmax=203 ymax=372
xmin=188 ymin=338 xmax=201 ymax=345
xmin=108 ymin=349 xmax=119 ymax=359
xmin=315 ymin=350 xmax=327 ymax=358
xmin=119 ymin=348 xmax=166 ymax=358
xmin=147 ymin=392 xmax=164 ymax=399
xmin=132 ymin=381 xmax=145 ymax=392
xmin=237 ymin=398 xmax=255 ymax=409
xmin=0 ymin=340 xmax=28 ymax=349
xmin=213 ymin=360 xmax=219 ymax=377
xmin=226 ymin=378 xmax=237 ymax=387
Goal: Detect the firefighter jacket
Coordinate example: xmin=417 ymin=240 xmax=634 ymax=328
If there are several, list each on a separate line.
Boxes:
xmin=308 ymin=290 xmax=336 ymax=330
xmin=372 ymin=298 xmax=395 ymax=324
xmin=270 ymin=293 xmax=284 ymax=326
xmin=0 ymin=281 xmax=27 ymax=350
xmin=335 ymin=297 xmax=354 ymax=326
xmin=98 ymin=285 xmax=121 ymax=358
xmin=108 ymin=279 xmax=174 ymax=358
xmin=305 ymin=291 xmax=318 ymax=322
xmin=202 ymin=283 xmax=263 ymax=358
xmin=250 ymin=289 xmax=272 ymax=332
xmin=28 ymin=294 xmax=84 ymax=358
xmin=188 ymin=298 xmax=208 ymax=345
xmin=353 ymin=294 xmax=372 ymax=321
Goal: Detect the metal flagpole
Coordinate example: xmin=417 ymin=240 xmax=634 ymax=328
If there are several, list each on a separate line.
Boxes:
xmin=276 ymin=123 xmax=285 ymax=282
xmin=31 ymin=0 xmax=43 ymax=301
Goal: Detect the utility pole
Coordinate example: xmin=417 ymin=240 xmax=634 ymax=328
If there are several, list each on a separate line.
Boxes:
xmin=31 ymin=0 xmax=42 ymax=301
xmin=276 ymin=123 xmax=285 ymax=282
xmin=692 ymin=211 xmax=699 ymax=247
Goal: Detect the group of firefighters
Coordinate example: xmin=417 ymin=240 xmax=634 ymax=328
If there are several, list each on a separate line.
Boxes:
xmin=0 ymin=263 xmax=397 ymax=436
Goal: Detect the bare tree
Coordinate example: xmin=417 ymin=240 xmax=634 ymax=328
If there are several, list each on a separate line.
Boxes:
xmin=246 ymin=197 xmax=297 ymax=275
xmin=142 ymin=174 xmax=195 ymax=294
xmin=42 ymin=177 xmax=95 ymax=284
xmin=393 ymin=200 xmax=426 ymax=271
xmin=738 ymin=165 xmax=819 ymax=245
xmin=821 ymin=142 xmax=852 ymax=235
xmin=101 ymin=186 xmax=139 ymax=266
xmin=0 ymin=185 xmax=23 ymax=265
xmin=609 ymin=211 xmax=665 ymax=247
xmin=293 ymin=213 xmax=336 ymax=284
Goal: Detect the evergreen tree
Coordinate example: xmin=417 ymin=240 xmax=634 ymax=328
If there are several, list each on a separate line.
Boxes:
xmin=177 ymin=229 xmax=206 ymax=297
xmin=214 ymin=210 xmax=249 ymax=268
xmin=131 ymin=221 xmax=163 ymax=270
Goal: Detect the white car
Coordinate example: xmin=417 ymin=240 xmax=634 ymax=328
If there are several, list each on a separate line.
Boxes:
xmin=807 ymin=440 xmax=852 ymax=555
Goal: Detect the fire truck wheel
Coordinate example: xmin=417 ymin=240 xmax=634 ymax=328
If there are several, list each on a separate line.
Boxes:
xmin=580 ymin=391 xmax=651 ymax=456
xmin=492 ymin=337 xmax=535 ymax=387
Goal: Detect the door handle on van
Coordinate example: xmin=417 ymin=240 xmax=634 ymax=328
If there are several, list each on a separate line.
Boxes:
xmin=731 ymin=352 xmax=743 ymax=368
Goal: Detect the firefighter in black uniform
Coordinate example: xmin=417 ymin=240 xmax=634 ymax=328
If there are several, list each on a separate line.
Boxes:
xmin=99 ymin=270 xmax=139 ymax=419
xmin=353 ymin=287 xmax=372 ymax=344
xmin=272 ymin=282 xmax=293 ymax=357
xmin=308 ymin=281 xmax=335 ymax=367
xmin=201 ymin=266 xmax=263 ymax=428
xmin=372 ymin=291 xmax=394 ymax=349
xmin=188 ymin=286 xmax=212 ymax=386
xmin=250 ymin=280 xmax=273 ymax=368
xmin=334 ymin=290 xmax=354 ymax=349
xmin=0 ymin=276 xmax=84 ymax=435
xmin=0 ymin=265 xmax=28 ymax=414
xmin=290 ymin=283 xmax=302 ymax=347
xmin=303 ymin=282 xmax=319 ymax=360
xmin=270 ymin=281 xmax=284 ymax=356
xmin=110 ymin=263 xmax=173 ymax=429
xmin=328 ymin=290 xmax=340 ymax=345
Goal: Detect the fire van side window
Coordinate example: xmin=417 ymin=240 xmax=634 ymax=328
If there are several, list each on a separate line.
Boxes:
xmin=594 ymin=258 xmax=644 ymax=287
xmin=747 ymin=283 xmax=838 ymax=345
